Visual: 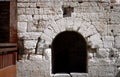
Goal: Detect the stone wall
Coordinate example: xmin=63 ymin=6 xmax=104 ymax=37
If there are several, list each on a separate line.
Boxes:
xmin=17 ymin=0 xmax=120 ymax=77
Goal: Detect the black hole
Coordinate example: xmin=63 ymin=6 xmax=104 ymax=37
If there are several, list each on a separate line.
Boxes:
xmin=78 ymin=1 xmax=83 ymax=3
xmin=110 ymin=6 xmax=113 ymax=9
xmin=32 ymin=15 xmax=34 ymax=18
xmin=109 ymin=18 xmax=111 ymax=21
xmin=111 ymin=29 xmax=114 ymax=32
xmin=36 ymin=6 xmax=40 ymax=9
xmin=111 ymin=54 xmax=114 ymax=57
xmin=62 ymin=6 xmax=74 ymax=17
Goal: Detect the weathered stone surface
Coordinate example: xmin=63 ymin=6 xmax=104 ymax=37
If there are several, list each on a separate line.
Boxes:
xmin=115 ymin=36 xmax=120 ymax=48
xmin=18 ymin=22 xmax=27 ymax=32
xmin=17 ymin=55 xmax=51 ymax=77
xmin=70 ymin=73 xmax=88 ymax=77
xmin=18 ymin=15 xmax=28 ymax=22
xmin=18 ymin=8 xmax=26 ymax=15
xmin=40 ymin=33 xmax=52 ymax=44
xmin=107 ymin=24 xmax=120 ymax=36
xmin=115 ymin=58 xmax=120 ymax=66
xmin=88 ymin=33 xmax=103 ymax=48
xmin=96 ymin=48 xmax=109 ymax=58
xmin=102 ymin=36 xmax=114 ymax=48
xmin=27 ymin=20 xmax=47 ymax=32
xmin=44 ymin=48 xmax=51 ymax=60
xmin=18 ymin=32 xmax=42 ymax=40
xmin=17 ymin=0 xmax=120 ymax=77
xmin=89 ymin=59 xmax=115 ymax=77
xmin=109 ymin=12 xmax=120 ymax=24
xmin=54 ymin=74 xmax=70 ymax=77
xmin=24 ymin=40 xmax=37 ymax=49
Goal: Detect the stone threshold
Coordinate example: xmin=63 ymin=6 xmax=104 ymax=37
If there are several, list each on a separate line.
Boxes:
xmin=53 ymin=73 xmax=88 ymax=77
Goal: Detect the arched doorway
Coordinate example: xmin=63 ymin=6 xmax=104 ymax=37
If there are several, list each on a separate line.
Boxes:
xmin=52 ymin=31 xmax=87 ymax=74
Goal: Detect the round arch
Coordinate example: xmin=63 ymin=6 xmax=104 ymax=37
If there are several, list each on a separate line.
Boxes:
xmin=51 ymin=31 xmax=88 ymax=74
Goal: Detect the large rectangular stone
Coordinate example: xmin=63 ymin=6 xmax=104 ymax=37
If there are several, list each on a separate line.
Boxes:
xmin=102 ymin=36 xmax=114 ymax=48
xmin=109 ymin=12 xmax=120 ymax=24
xmin=18 ymin=22 xmax=27 ymax=33
xmin=18 ymin=32 xmax=42 ymax=40
xmin=54 ymin=74 xmax=70 ymax=77
xmin=18 ymin=8 xmax=26 ymax=15
xmin=24 ymin=40 xmax=37 ymax=49
xmin=70 ymin=73 xmax=88 ymax=77
xmin=18 ymin=15 xmax=28 ymax=22
xmin=115 ymin=36 xmax=120 ymax=48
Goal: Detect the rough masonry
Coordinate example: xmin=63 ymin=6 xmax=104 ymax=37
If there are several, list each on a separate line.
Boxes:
xmin=16 ymin=0 xmax=120 ymax=77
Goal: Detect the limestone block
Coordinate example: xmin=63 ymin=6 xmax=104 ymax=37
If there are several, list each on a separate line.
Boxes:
xmin=36 ymin=2 xmax=48 ymax=8
xmin=28 ymin=3 xmax=36 ymax=8
xmin=96 ymin=48 xmax=109 ymax=58
xmin=30 ymin=55 xmax=43 ymax=61
xmin=18 ymin=8 xmax=26 ymax=15
xmin=70 ymin=73 xmax=88 ymax=77
xmin=75 ymin=2 xmax=104 ymax=13
xmin=18 ymin=15 xmax=27 ymax=22
xmin=44 ymin=28 xmax=56 ymax=38
xmin=26 ymin=8 xmax=35 ymax=15
xmin=88 ymin=33 xmax=103 ymax=48
xmin=100 ymin=0 xmax=111 ymax=3
xmin=17 ymin=55 xmax=50 ymax=77
xmin=91 ymin=22 xmax=107 ymax=35
xmin=75 ymin=12 xmax=108 ymax=22
xmin=113 ymin=25 xmax=120 ymax=36
xmin=18 ymin=32 xmax=42 ymax=40
xmin=110 ymin=12 xmax=120 ymax=24
xmin=89 ymin=61 xmax=115 ymax=77
xmin=102 ymin=36 xmax=114 ymax=48
xmin=18 ymin=0 xmax=29 ymax=2
xmin=17 ymin=3 xmax=29 ymax=8
xmin=18 ymin=22 xmax=27 ymax=33
xmin=83 ymin=24 xmax=97 ymax=37
xmin=112 ymin=5 xmax=120 ymax=12
xmin=54 ymin=74 xmax=70 ymax=77
xmin=36 ymin=8 xmax=44 ymax=15
xmin=97 ymin=65 xmax=115 ymax=77
xmin=24 ymin=40 xmax=37 ymax=49
xmin=47 ymin=20 xmax=61 ymax=34
xmin=24 ymin=49 xmax=35 ymax=54
xmin=42 ymin=15 xmax=51 ymax=20
xmin=27 ymin=15 xmax=33 ymax=21
xmin=115 ymin=36 xmax=120 ymax=48
xmin=44 ymin=48 xmax=51 ymax=60
xmin=30 ymin=0 xmax=38 ymax=2
xmin=88 ymin=66 xmax=99 ymax=77
xmin=52 ymin=14 xmax=63 ymax=20
xmin=27 ymin=21 xmax=37 ymax=32
xmin=56 ymin=18 xmax=68 ymax=30
xmin=102 ymin=25 xmax=117 ymax=36
xmin=43 ymin=8 xmax=51 ymax=15
xmin=115 ymin=57 xmax=120 ymax=66
xmin=40 ymin=33 xmax=52 ymax=44
xmin=28 ymin=20 xmax=47 ymax=32
xmin=34 ymin=8 xmax=40 ymax=15
xmin=106 ymin=24 xmax=120 ymax=36
xmin=33 ymin=15 xmax=40 ymax=20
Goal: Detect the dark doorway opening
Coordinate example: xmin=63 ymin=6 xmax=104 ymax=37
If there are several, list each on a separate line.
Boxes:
xmin=0 ymin=1 xmax=10 ymax=42
xmin=52 ymin=31 xmax=87 ymax=74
